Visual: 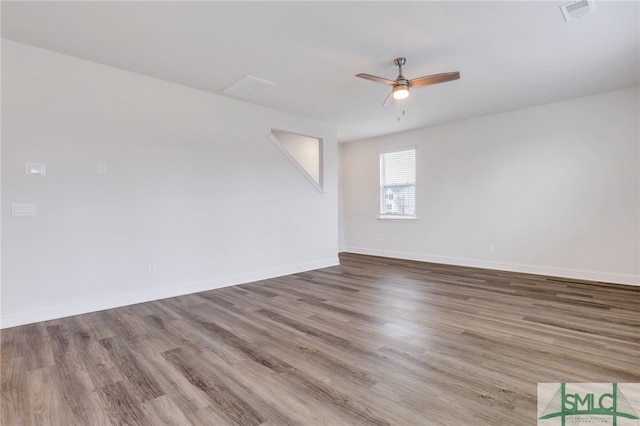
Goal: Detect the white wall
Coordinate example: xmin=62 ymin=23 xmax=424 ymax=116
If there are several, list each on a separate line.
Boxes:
xmin=341 ymin=86 xmax=640 ymax=285
xmin=1 ymin=40 xmax=339 ymax=328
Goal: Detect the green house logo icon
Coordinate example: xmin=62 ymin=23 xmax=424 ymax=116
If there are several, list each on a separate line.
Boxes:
xmin=539 ymin=383 xmax=639 ymax=426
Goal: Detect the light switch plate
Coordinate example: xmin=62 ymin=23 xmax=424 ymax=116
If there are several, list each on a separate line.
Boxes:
xmin=26 ymin=163 xmax=46 ymax=175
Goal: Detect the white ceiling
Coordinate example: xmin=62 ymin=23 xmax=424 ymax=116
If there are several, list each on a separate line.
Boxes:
xmin=2 ymin=1 xmax=638 ymax=142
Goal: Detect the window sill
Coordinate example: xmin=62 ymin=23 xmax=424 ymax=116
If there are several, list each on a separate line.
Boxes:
xmin=378 ymin=215 xmax=418 ymax=221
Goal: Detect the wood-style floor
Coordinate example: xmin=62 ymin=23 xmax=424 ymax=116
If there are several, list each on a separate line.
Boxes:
xmin=2 ymin=253 xmax=639 ymax=425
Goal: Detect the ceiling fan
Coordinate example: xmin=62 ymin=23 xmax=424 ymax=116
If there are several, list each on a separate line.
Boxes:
xmin=356 ymin=57 xmax=460 ymax=104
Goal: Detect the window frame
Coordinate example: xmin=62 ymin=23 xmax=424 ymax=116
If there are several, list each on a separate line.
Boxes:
xmin=379 ymin=147 xmax=417 ymax=220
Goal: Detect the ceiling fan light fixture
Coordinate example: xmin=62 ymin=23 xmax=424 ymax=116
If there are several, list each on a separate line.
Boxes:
xmin=393 ymin=85 xmax=409 ymax=100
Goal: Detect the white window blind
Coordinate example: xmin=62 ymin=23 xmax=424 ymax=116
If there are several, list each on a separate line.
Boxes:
xmin=380 ymin=148 xmax=416 ymax=217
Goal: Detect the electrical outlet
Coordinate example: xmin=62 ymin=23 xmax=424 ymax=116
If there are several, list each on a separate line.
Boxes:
xmin=489 ymin=244 xmax=494 ymax=253
xmin=148 ymin=265 xmax=156 ymax=275
xmin=466 ymin=242 xmax=472 ymax=251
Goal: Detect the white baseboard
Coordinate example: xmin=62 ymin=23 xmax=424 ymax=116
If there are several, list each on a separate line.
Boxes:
xmin=0 ymin=257 xmax=340 ymax=329
xmin=343 ymin=247 xmax=640 ymax=287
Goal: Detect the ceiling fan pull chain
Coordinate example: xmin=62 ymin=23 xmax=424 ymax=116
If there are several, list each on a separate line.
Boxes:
xmin=396 ymin=100 xmax=406 ymax=121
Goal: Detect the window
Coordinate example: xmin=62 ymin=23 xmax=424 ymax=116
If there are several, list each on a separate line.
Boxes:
xmin=380 ymin=148 xmax=416 ymax=218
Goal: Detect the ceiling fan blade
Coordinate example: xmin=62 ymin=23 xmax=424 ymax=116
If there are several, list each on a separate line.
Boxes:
xmin=355 ymin=73 xmax=396 ymax=85
xmin=409 ymin=72 xmax=460 ymax=88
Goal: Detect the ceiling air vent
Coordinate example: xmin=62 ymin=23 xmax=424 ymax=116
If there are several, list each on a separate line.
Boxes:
xmin=222 ymin=75 xmax=276 ymax=100
xmin=560 ymin=0 xmax=596 ymax=22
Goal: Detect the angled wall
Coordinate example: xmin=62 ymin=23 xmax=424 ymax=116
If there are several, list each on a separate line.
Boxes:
xmin=270 ymin=129 xmax=324 ymax=192
xmin=1 ymin=40 xmax=339 ymax=328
